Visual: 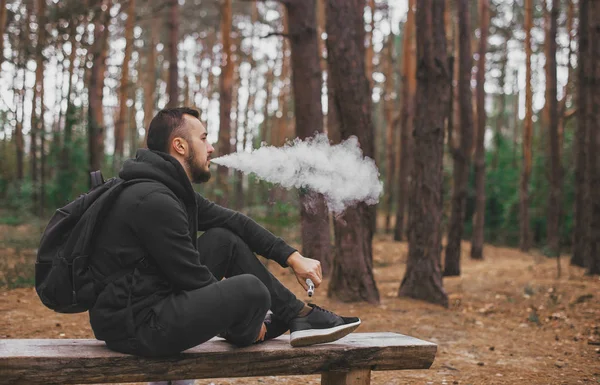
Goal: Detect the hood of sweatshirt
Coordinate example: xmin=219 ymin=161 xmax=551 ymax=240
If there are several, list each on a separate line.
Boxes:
xmin=119 ymin=149 xmax=197 ymax=206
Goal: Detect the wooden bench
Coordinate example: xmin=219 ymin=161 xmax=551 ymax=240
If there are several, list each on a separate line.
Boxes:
xmin=1 ymin=332 xmax=437 ymax=385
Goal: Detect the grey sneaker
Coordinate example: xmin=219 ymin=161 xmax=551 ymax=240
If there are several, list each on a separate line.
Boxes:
xmin=289 ymin=304 xmax=361 ymax=347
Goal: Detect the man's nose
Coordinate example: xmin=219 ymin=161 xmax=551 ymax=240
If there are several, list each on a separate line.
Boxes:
xmin=208 ymin=143 xmax=215 ymax=153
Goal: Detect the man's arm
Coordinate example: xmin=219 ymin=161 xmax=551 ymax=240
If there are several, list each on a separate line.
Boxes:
xmin=133 ymin=190 xmax=218 ymax=291
xmin=195 ymin=193 xmax=295 ymax=267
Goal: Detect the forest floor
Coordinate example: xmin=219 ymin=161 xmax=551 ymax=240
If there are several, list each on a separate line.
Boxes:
xmin=1 ymin=221 xmax=599 ymax=385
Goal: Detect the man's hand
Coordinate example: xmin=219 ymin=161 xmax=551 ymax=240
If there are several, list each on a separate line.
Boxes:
xmin=255 ymin=323 xmax=267 ymax=343
xmin=286 ymin=251 xmax=323 ymax=292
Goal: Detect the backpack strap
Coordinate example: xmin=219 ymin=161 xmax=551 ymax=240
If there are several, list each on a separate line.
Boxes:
xmin=90 ymin=171 xmax=105 ymax=189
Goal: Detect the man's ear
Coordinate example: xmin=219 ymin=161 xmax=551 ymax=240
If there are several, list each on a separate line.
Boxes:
xmin=172 ymin=137 xmax=187 ymax=156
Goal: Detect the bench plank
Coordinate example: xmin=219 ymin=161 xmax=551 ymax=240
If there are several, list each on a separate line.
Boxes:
xmin=0 ymin=332 xmax=436 ymax=385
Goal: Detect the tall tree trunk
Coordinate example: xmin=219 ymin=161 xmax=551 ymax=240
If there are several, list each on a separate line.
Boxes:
xmin=232 ymin=61 xmax=242 ymax=210
xmin=365 ymin=0 xmax=375 ymax=91
xmin=0 ymin=0 xmax=7 ymax=69
xmin=15 ymin=87 xmax=25 ymax=180
xmin=261 ymin=63 xmax=273 ymax=145
xmin=166 ymin=0 xmax=179 ymax=108
xmin=234 ymin=4 xmax=258 ymax=211
xmin=326 ymin=0 xmax=379 ymax=303
xmin=114 ymin=0 xmax=135 ymax=170
xmin=520 ymin=0 xmax=533 ymax=251
xmin=62 ymin=29 xmax=78 ymax=173
xmin=38 ymin=45 xmax=46 ymax=218
xmin=493 ymin=34 xmax=508 ymax=169
xmin=129 ymin=57 xmax=139 ymax=157
xmin=88 ymin=1 xmax=111 ymax=173
xmin=586 ymin=0 xmax=600 ymax=275
xmin=546 ymin=0 xmax=561 ymax=258
xmin=235 ymin=65 xmax=254 ymax=209
xmin=217 ymin=0 xmax=233 ymax=206
xmin=143 ymin=15 xmax=158 ymax=146
xmin=40 ymin=105 xmax=46 ymax=216
xmin=14 ymin=36 xmax=25 ymax=181
xmin=183 ymin=74 xmax=190 ymax=107
xmin=316 ymin=0 xmax=327 ymax=133
xmin=398 ymin=0 xmax=449 ymax=307
xmin=30 ymin=0 xmax=46 ymax=213
xmin=512 ymin=71 xmax=519 ymax=168
xmin=394 ymin=0 xmax=416 ymax=241
xmin=285 ymin=0 xmax=332 ymax=275
xmin=444 ymin=0 xmax=474 ymax=276
xmin=383 ymin=36 xmax=396 ymax=233
xmin=572 ymin=0 xmax=588 ymax=267
xmin=558 ymin=0 xmax=574 ymax=153
xmin=471 ymin=0 xmax=489 ymax=260
xmin=279 ymin=8 xmax=292 ymax=145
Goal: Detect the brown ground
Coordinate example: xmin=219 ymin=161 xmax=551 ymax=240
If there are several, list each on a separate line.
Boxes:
xmin=1 ymin=224 xmax=599 ymax=385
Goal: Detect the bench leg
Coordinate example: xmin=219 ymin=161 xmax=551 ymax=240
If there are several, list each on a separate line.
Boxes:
xmin=321 ymin=368 xmax=371 ymax=385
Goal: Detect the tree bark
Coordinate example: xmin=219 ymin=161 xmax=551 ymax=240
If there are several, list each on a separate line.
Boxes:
xmin=326 ymin=0 xmax=379 ymax=303
xmin=129 ymin=58 xmax=139 ymax=157
xmin=520 ymin=0 xmax=533 ymax=251
xmin=14 ymin=24 xmax=26 ymax=181
xmin=394 ymin=0 xmax=416 ymax=242
xmin=493 ymin=33 xmax=508 ymax=169
xmin=30 ymin=0 xmax=46 ymax=213
xmin=383 ymin=36 xmax=397 ymax=233
xmin=166 ymin=0 xmax=179 ymax=108
xmin=558 ymin=0 xmax=574 ymax=154
xmin=546 ymin=0 xmax=561 ymax=258
xmin=572 ymin=0 xmax=588 ymax=267
xmin=114 ymin=0 xmax=135 ymax=169
xmin=471 ymin=0 xmax=489 ymax=260
xmin=316 ymin=0 xmax=327 ymax=133
xmin=231 ymin=60 xmax=242 ymax=210
xmin=444 ymin=0 xmax=474 ymax=276
xmin=217 ymin=0 xmax=234 ymax=206
xmin=586 ymin=0 xmax=600 ymax=275
xmin=143 ymin=13 xmax=159 ymax=147
xmin=365 ymin=0 xmax=375 ymax=91
xmin=278 ymin=8 xmax=292 ymax=146
xmin=512 ymin=71 xmax=519 ymax=168
xmin=285 ymin=0 xmax=332 ymax=275
xmin=261 ymin=63 xmax=273 ymax=145
xmin=0 ymin=0 xmax=6 ymax=69
xmin=38 ymin=53 xmax=46 ymax=218
xmin=398 ymin=0 xmax=449 ymax=307
xmin=88 ymin=0 xmax=111 ymax=173
xmin=59 ymin=27 xmax=78 ymax=201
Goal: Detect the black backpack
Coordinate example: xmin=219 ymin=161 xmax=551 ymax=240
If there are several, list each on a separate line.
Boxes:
xmin=35 ymin=171 xmax=147 ymax=313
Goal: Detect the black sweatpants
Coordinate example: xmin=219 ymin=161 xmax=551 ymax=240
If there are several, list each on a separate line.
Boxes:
xmin=107 ymin=228 xmax=305 ymax=356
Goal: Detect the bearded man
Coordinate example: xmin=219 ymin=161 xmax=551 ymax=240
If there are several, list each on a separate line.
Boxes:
xmin=88 ymin=107 xmax=360 ymax=358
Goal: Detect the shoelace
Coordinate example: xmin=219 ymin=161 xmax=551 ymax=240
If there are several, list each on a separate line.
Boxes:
xmin=312 ymin=305 xmax=337 ymax=316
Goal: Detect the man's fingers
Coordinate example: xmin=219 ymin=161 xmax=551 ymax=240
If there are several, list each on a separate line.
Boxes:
xmin=255 ymin=323 xmax=267 ymax=342
xmin=310 ymin=274 xmax=322 ymax=288
xmin=299 ymin=276 xmax=309 ymax=291
xmin=316 ymin=262 xmax=323 ymax=280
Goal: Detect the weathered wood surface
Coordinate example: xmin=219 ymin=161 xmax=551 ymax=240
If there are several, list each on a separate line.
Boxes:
xmin=322 ymin=368 xmax=372 ymax=385
xmin=0 ymin=332 xmax=436 ymax=385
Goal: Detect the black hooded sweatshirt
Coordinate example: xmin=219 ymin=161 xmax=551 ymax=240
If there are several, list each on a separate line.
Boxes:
xmin=88 ymin=149 xmax=296 ymax=343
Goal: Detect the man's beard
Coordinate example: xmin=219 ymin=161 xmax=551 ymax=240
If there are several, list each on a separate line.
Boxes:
xmin=186 ymin=146 xmax=211 ymax=183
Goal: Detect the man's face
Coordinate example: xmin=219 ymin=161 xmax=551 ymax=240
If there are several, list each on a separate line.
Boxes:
xmin=181 ymin=115 xmax=215 ymax=183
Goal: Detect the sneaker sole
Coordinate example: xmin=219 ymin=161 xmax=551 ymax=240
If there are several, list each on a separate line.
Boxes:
xmin=289 ymin=319 xmax=361 ymax=348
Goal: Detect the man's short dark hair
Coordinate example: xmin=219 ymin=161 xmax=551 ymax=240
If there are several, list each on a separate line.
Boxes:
xmin=147 ymin=107 xmax=201 ymax=153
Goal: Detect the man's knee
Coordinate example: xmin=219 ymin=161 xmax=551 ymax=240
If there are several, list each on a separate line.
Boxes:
xmin=231 ymin=274 xmax=271 ymax=310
